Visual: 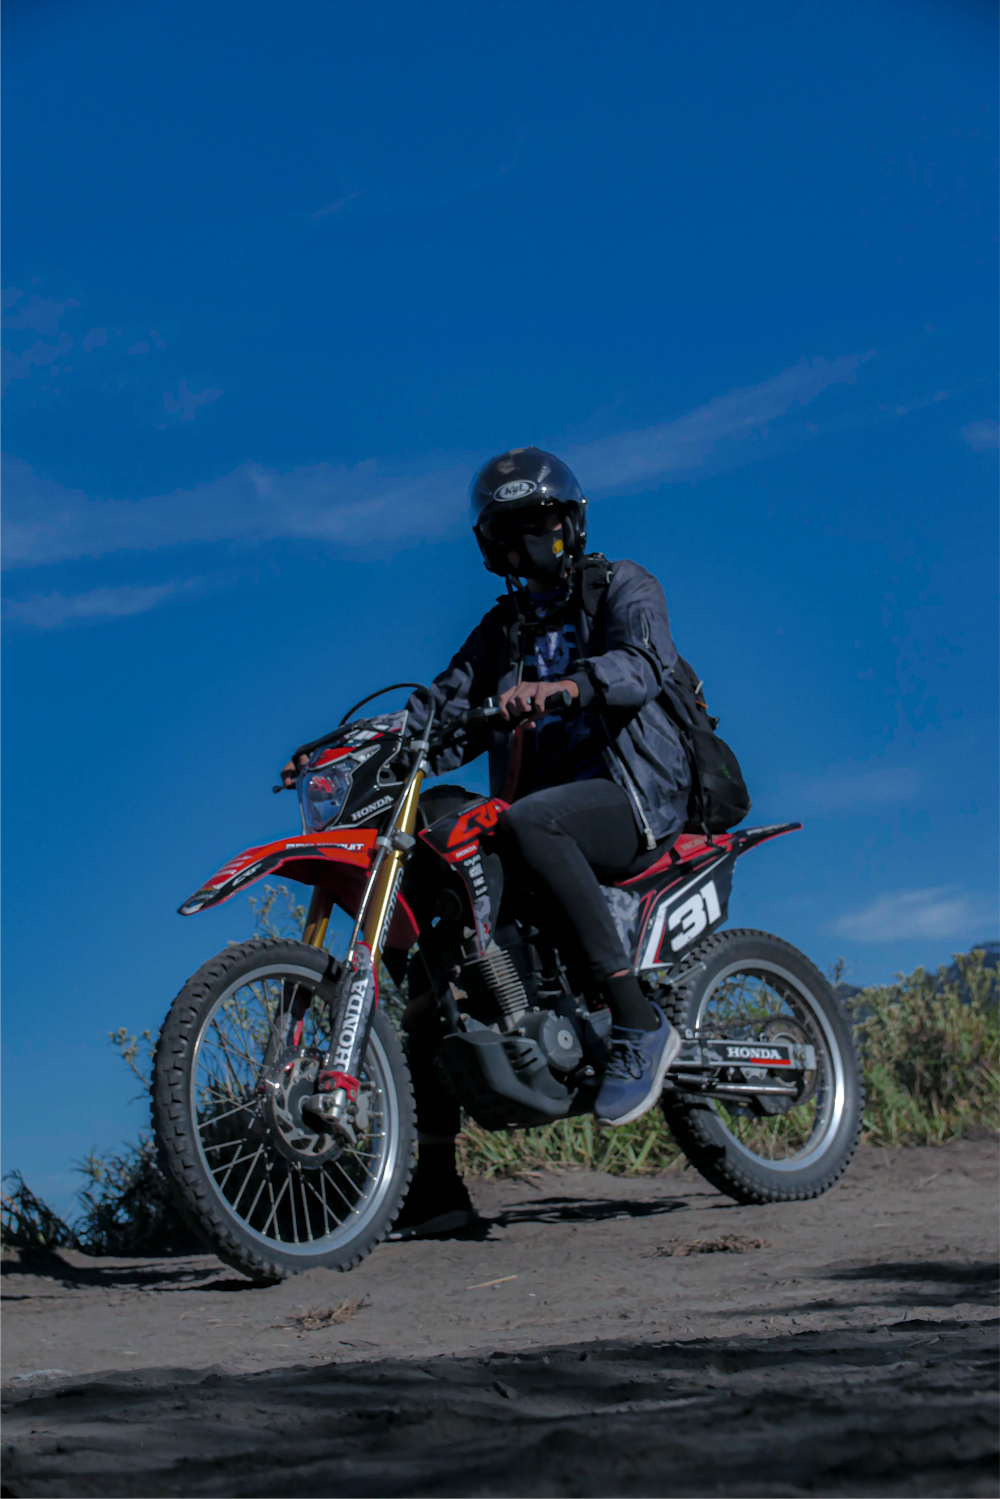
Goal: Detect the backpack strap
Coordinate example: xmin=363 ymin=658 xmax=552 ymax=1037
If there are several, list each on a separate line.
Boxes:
xmin=502 ymin=578 xmax=529 ymax=684
xmin=577 ymin=552 xmax=614 ymax=620
xmin=500 ymin=556 xmax=613 ymax=678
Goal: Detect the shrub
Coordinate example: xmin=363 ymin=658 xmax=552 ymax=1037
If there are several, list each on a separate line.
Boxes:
xmin=849 ymin=948 xmax=998 ymax=1146
xmin=73 ymin=1138 xmax=201 ymax=1256
xmin=1 ymin=1171 xmax=78 ymax=1253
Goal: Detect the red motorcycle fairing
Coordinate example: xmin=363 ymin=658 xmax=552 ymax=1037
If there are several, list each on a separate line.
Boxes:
xmin=623 ymin=823 xmax=802 ymax=972
xmin=418 ymin=796 xmax=510 ymax=952
xmin=178 ymin=828 xmax=420 ymax=951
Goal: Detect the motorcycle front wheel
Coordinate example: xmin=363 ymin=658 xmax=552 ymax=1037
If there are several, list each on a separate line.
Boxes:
xmin=153 ymin=938 xmax=415 ymax=1282
xmin=659 ymin=929 xmax=864 ymax=1204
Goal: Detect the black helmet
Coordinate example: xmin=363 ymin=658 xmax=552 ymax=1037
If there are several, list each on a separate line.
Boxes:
xmin=470 ymin=447 xmax=588 ymax=578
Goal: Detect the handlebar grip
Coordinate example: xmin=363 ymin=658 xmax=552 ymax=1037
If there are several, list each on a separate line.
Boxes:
xmin=273 ymin=783 xmax=289 ymax=794
xmin=432 ymin=686 xmax=576 ymax=743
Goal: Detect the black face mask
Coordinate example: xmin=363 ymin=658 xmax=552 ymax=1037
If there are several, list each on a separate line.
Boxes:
xmin=481 ymin=510 xmax=567 ymax=578
xmin=518 ymin=526 xmax=566 ymax=579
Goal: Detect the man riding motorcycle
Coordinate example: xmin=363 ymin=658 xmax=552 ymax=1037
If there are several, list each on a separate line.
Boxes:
xmin=283 ymin=447 xmax=692 ymax=1236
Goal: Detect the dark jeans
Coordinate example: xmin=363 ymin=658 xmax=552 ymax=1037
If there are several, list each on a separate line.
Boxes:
xmin=495 ymin=778 xmax=662 ymax=984
xmin=407 ymin=779 xmax=668 ymax=1138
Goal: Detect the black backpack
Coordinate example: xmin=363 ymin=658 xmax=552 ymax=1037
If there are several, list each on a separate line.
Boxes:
xmin=577 ymin=554 xmax=752 ymax=835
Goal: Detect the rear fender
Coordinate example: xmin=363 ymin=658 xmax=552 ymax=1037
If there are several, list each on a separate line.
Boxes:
xmin=178 ymin=828 xmax=420 ymax=950
xmin=629 ymin=823 xmax=801 ymax=974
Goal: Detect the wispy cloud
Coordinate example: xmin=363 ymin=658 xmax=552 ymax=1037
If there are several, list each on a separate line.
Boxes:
xmin=1 ymin=350 xmax=869 ymax=571
xmin=1 ymin=291 xmax=78 ymax=393
xmin=1 ymin=457 xmax=470 ymax=570
xmin=1 ymin=295 xmax=78 ymax=336
xmin=3 ymin=577 xmax=204 ymax=628
xmin=564 ymin=353 xmax=871 ymax=489
xmin=831 ymin=887 xmax=998 ymax=943
xmin=2 ymin=334 xmax=74 ymax=392
xmin=162 ymin=379 xmax=223 ymax=422
xmin=312 ymin=190 xmax=362 ymax=221
xmin=800 ymin=764 xmax=921 ymax=812
xmin=962 ymin=418 xmax=999 ymax=452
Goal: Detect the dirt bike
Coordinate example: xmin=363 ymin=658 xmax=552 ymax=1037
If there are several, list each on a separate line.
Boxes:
xmin=153 ymin=683 xmax=863 ymax=1282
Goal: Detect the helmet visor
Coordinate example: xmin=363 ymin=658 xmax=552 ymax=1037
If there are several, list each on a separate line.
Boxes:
xmin=477 ymin=505 xmax=560 ymax=550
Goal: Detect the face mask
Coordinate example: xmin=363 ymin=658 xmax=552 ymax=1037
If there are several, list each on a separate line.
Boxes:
xmin=519 ymin=527 xmax=565 ymax=578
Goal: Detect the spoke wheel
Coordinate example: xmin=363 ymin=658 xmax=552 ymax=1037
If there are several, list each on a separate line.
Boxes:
xmin=660 ymin=929 xmax=863 ymax=1204
xmin=154 ymin=939 xmax=415 ymax=1281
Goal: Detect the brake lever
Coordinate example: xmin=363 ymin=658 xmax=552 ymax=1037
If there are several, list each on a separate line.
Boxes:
xmin=487 ymin=688 xmax=574 ymax=725
xmin=423 ymin=688 xmax=575 ymax=753
xmin=463 ymin=696 xmax=503 ymax=725
xmin=446 ymin=689 xmax=574 ymax=735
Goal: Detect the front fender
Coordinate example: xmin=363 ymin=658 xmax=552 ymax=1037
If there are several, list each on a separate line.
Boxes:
xmin=178 ymin=827 xmax=419 ymax=949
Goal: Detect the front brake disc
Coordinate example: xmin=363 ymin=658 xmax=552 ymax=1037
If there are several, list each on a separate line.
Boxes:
xmin=259 ymin=1056 xmax=345 ymax=1168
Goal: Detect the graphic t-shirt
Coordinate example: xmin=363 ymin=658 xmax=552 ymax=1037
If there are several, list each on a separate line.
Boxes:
xmin=520 ymin=585 xmax=609 ymax=792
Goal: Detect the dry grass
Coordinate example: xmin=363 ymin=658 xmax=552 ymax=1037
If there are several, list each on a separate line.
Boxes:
xmin=291 ymin=1296 xmax=371 ymax=1330
xmin=457 ymin=1109 xmax=685 ymax=1180
xmin=647 ymin=1234 xmax=769 ymax=1257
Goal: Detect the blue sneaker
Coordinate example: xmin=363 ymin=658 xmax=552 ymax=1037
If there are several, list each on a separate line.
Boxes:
xmin=594 ymin=1003 xmax=682 ymax=1125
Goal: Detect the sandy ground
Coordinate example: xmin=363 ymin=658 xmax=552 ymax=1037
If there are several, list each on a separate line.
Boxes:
xmin=1 ymin=1138 xmax=997 ymax=1497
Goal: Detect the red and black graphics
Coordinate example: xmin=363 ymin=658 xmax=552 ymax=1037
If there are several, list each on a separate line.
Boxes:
xmin=180 ymin=715 xmax=424 ymax=948
xmin=445 ymin=799 xmax=505 ymax=849
xmin=178 ymin=826 xmax=420 ymax=951
xmin=420 ymin=796 xmax=509 ymax=952
xmin=298 ymin=711 xmax=410 ymax=835
xmin=621 ymin=823 xmax=801 ymax=973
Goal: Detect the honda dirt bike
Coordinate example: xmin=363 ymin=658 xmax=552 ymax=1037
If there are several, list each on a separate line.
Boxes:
xmin=153 ymin=683 xmax=863 ymax=1283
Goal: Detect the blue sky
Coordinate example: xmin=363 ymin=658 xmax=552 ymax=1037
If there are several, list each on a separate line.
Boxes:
xmin=2 ymin=0 xmax=997 ymax=1211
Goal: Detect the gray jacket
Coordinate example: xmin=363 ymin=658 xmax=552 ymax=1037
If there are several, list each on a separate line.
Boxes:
xmin=409 ymin=558 xmax=691 ymax=848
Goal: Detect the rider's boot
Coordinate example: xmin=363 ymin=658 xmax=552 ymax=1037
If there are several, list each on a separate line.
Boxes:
xmin=594 ymin=997 xmax=682 ymax=1127
xmin=389 ymin=1141 xmax=479 ymax=1239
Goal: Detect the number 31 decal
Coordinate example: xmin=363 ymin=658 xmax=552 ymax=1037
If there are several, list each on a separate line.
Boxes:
xmin=667 ymin=880 xmax=722 ymax=952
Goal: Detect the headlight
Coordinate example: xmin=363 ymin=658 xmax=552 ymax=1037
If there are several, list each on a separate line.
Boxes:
xmin=300 ymin=764 xmax=353 ymax=831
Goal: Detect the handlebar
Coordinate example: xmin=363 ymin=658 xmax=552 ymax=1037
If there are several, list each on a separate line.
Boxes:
xmin=273 ymin=687 xmax=574 ymax=791
xmin=422 ymin=688 xmax=574 ymax=752
xmin=454 ymin=688 xmax=574 ymax=729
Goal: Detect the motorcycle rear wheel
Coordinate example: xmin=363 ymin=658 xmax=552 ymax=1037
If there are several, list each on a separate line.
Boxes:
xmin=659 ymin=929 xmax=863 ymax=1204
xmin=153 ymin=938 xmax=415 ymax=1282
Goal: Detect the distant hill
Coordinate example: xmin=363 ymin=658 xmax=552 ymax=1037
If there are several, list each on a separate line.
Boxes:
xmin=943 ymin=940 xmax=998 ymax=987
xmin=834 ymin=940 xmax=998 ymax=1003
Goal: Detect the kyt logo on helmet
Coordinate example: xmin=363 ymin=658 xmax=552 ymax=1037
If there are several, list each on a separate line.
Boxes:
xmin=493 ymin=479 xmax=537 ymax=502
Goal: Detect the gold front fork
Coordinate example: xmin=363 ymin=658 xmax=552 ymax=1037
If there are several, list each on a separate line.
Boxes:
xmin=361 ymin=770 xmax=424 ymax=967
xmin=301 ymin=769 xmax=425 ymax=958
xmin=303 ymin=886 xmax=335 ymax=948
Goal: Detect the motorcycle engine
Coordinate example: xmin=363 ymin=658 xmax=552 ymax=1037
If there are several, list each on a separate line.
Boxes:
xmin=518 ymin=1008 xmax=584 ymax=1073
